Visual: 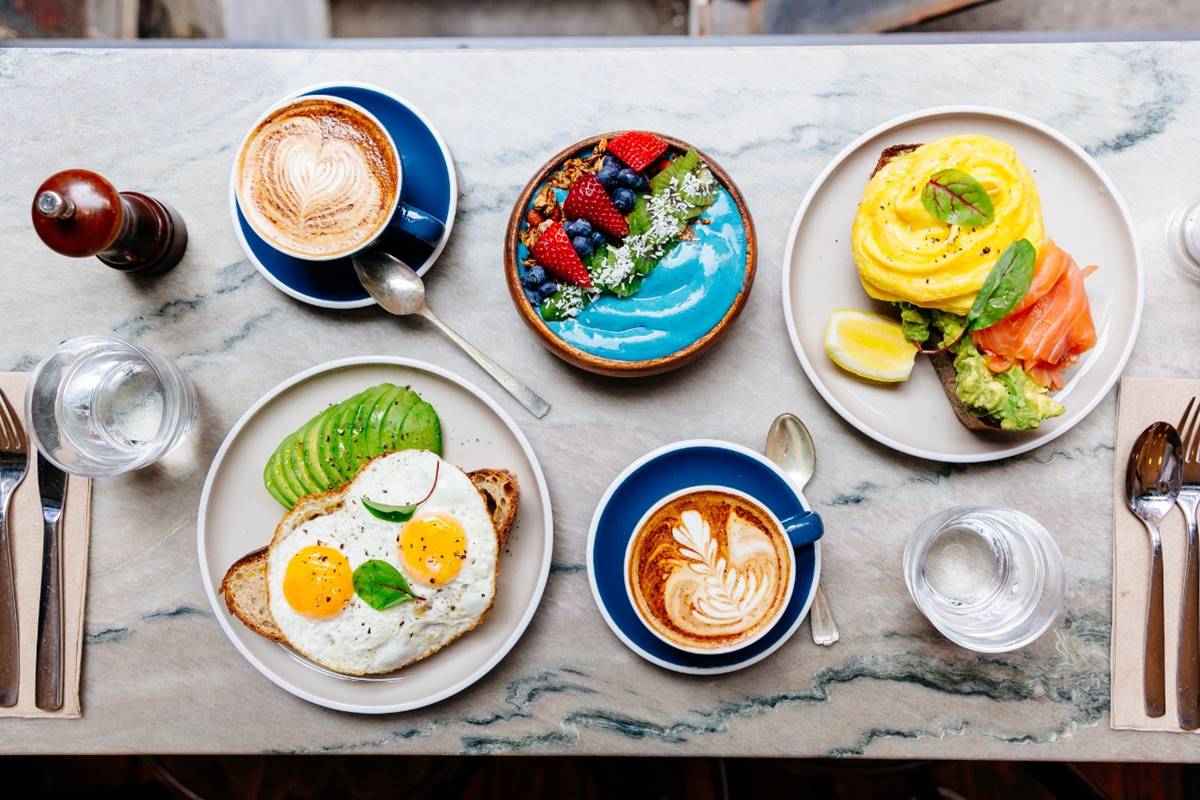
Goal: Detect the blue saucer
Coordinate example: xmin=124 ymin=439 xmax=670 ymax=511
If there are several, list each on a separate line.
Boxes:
xmin=230 ymin=82 xmax=457 ymax=309
xmin=587 ymin=440 xmax=820 ymax=674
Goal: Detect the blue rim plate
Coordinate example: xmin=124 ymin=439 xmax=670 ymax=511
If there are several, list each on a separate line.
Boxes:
xmin=228 ymin=81 xmax=457 ymax=309
xmin=587 ymin=439 xmax=820 ymax=674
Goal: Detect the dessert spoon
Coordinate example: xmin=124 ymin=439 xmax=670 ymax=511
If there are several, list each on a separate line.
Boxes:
xmin=1125 ymin=420 xmax=1182 ymax=718
xmin=766 ymin=413 xmax=838 ymax=645
xmin=354 ymin=250 xmax=550 ymax=418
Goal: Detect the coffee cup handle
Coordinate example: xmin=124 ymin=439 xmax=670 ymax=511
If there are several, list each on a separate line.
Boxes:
xmin=779 ymin=510 xmax=824 ymax=548
xmin=390 ymin=202 xmax=446 ymax=247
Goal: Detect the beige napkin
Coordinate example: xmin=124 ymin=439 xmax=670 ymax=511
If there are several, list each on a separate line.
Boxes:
xmin=1111 ymin=377 xmax=1200 ymax=731
xmin=0 ymin=373 xmax=91 ymax=718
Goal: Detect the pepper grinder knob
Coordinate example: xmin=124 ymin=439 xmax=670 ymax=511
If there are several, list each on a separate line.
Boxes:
xmin=31 ymin=169 xmax=187 ymax=276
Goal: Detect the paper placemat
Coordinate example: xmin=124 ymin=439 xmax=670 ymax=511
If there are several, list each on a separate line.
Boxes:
xmin=1112 ymin=377 xmax=1200 ymax=732
xmin=0 ymin=373 xmax=91 ymax=718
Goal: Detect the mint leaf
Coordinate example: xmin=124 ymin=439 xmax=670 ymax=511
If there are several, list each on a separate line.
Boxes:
xmin=352 ymin=560 xmax=416 ymax=610
xmin=921 ymin=169 xmax=995 ymax=227
xmin=967 ymin=239 xmax=1036 ymax=331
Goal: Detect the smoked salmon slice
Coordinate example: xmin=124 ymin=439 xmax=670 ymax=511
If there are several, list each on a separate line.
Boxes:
xmin=972 ymin=240 xmax=1097 ymax=390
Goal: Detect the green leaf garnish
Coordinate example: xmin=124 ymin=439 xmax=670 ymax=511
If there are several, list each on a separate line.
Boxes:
xmin=352 ymin=560 xmax=417 ymax=610
xmin=921 ymin=169 xmax=995 ymax=227
xmin=362 ymin=497 xmax=418 ymax=523
xmin=967 ymin=239 xmax=1036 ymax=331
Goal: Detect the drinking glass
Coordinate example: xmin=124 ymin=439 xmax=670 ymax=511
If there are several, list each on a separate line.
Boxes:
xmin=903 ymin=506 xmax=1065 ymax=653
xmin=25 ymin=336 xmax=197 ymax=477
xmin=1166 ymin=195 xmax=1200 ymax=280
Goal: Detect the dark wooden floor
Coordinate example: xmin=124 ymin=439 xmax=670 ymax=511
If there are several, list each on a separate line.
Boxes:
xmin=6 ymin=756 xmax=1197 ymax=799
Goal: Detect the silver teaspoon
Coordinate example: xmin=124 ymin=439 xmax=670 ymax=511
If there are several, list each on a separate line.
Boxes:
xmin=354 ymin=250 xmax=550 ymax=418
xmin=766 ymin=413 xmax=838 ymax=646
xmin=1125 ymin=421 xmax=1183 ymax=718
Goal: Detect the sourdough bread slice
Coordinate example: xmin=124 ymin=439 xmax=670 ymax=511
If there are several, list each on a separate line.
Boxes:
xmin=870 ymin=143 xmax=1003 ymax=433
xmin=220 ymin=467 xmax=520 ymax=643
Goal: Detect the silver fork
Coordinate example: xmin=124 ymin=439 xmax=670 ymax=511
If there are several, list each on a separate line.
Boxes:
xmin=0 ymin=390 xmax=29 ymax=707
xmin=1177 ymin=396 xmax=1200 ymax=729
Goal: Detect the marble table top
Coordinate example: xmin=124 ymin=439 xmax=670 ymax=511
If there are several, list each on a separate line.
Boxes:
xmin=1 ymin=41 xmax=1197 ymax=759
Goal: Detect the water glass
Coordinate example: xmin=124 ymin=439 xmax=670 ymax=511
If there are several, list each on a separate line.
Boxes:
xmin=25 ymin=336 xmax=197 ymax=477
xmin=903 ymin=506 xmax=1065 ymax=653
xmin=1166 ymin=195 xmax=1200 ymax=280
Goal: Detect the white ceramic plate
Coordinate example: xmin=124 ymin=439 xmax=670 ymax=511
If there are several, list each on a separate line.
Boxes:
xmin=783 ymin=106 xmax=1143 ymax=463
xmin=197 ymin=357 xmax=552 ymax=713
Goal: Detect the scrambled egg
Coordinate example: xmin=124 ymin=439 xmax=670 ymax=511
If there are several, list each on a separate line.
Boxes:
xmin=851 ymin=134 xmax=1044 ymax=315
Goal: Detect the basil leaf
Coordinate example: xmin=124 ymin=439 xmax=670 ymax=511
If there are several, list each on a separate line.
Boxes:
xmin=362 ymin=497 xmax=417 ymax=523
xmin=967 ymin=239 xmax=1036 ymax=331
xmin=352 ymin=559 xmax=416 ymax=610
xmin=921 ymin=169 xmax=995 ymax=227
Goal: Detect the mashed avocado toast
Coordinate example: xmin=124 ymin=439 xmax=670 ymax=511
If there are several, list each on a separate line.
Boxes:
xmin=825 ymin=135 xmax=1099 ymax=434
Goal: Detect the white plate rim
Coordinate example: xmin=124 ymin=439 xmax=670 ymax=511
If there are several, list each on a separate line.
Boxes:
xmin=227 ymin=80 xmax=459 ymax=310
xmin=781 ymin=104 xmax=1145 ymax=463
xmin=196 ymin=355 xmax=553 ymax=714
xmin=585 ymin=438 xmax=820 ymax=675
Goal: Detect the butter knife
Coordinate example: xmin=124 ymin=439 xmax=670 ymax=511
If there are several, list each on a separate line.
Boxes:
xmin=34 ymin=453 xmax=65 ymax=711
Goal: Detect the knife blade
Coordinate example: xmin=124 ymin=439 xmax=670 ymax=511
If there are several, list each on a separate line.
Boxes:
xmin=34 ymin=452 xmax=65 ymax=711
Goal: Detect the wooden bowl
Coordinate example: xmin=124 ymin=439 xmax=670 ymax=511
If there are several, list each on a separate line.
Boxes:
xmin=503 ymin=133 xmax=757 ymax=378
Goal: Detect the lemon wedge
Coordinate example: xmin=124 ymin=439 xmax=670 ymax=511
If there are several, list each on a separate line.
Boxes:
xmin=823 ymin=308 xmax=918 ymax=383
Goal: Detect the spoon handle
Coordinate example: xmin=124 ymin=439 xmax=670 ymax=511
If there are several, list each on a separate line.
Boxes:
xmin=418 ymin=309 xmax=550 ymax=418
xmin=809 ymin=583 xmax=839 ymax=646
xmin=1143 ymin=520 xmax=1166 ymax=718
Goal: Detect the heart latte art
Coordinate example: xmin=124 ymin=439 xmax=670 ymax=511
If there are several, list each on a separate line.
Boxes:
xmin=237 ymin=98 xmax=399 ymax=259
xmin=628 ymin=490 xmax=793 ymax=651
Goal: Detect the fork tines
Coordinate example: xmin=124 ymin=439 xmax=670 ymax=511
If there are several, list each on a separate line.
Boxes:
xmin=0 ymin=391 xmax=26 ymax=455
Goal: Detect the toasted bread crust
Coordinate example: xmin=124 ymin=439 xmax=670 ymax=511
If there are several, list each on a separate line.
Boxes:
xmin=871 ymin=142 xmax=1004 ymax=433
xmin=220 ymin=461 xmax=521 ymax=664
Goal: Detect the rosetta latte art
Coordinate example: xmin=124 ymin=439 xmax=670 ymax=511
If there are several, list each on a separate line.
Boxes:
xmin=238 ymin=99 xmax=399 ymax=259
xmin=629 ymin=491 xmax=792 ymax=651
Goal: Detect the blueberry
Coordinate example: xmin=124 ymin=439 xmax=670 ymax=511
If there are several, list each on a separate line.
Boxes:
xmin=572 ymin=235 xmax=594 ymax=258
xmin=611 ymin=187 xmax=636 ymax=213
xmin=590 ymin=230 xmax=607 ymax=249
xmin=564 ymin=218 xmax=592 ymax=238
xmin=524 ymin=289 xmax=541 ymax=305
xmin=537 ymin=281 xmax=559 ymax=299
xmin=522 ymin=265 xmax=546 ymax=288
xmin=617 ymin=168 xmax=646 ymax=190
xmin=596 ymin=160 xmax=620 ymax=189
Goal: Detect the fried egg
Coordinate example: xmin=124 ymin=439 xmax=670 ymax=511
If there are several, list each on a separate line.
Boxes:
xmin=266 ymin=450 xmax=499 ymax=675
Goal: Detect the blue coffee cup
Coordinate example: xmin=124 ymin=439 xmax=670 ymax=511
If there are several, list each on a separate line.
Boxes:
xmin=234 ymin=93 xmax=445 ymax=260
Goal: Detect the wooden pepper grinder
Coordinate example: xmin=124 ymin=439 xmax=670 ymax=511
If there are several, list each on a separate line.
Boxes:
xmin=31 ymin=169 xmax=187 ymax=276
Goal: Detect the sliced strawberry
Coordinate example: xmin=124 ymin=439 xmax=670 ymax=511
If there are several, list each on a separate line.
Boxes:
xmin=607 ymin=131 xmax=668 ymax=172
xmin=531 ymin=222 xmax=592 ymax=287
xmin=563 ymin=173 xmax=629 ymax=238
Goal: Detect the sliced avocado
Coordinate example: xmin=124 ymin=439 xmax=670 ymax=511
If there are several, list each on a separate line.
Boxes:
xmin=264 ymin=445 xmax=301 ymax=508
xmin=262 ymin=383 xmax=444 ymax=509
xmin=330 ymin=397 xmax=362 ymax=481
xmin=350 ymin=384 xmax=393 ymax=467
xmin=378 ymin=386 xmax=420 ymax=453
xmin=397 ymin=400 xmax=442 ymax=454
xmin=287 ymin=435 xmax=320 ymax=499
xmin=301 ymin=414 xmax=331 ymax=490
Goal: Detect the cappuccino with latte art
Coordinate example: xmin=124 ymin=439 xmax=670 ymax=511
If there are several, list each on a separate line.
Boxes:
xmin=236 ymin=97 xmax=400 ymax=260
xmin=626 ymin=488 xmax=795 ymax=653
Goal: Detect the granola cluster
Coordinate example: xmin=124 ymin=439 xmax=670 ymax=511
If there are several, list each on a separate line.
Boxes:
xmin=519 ymin=139 xmax=609 ymax=256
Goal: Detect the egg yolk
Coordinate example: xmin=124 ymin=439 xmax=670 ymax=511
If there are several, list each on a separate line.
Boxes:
xmin=283 ymin=545 xmax=353 ymax=618
xmin=398 ymin=514 xmax=467 ymax=587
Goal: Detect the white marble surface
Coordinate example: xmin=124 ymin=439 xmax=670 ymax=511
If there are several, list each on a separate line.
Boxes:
xmin=0 ymin=42 xmax=1197 ymax=759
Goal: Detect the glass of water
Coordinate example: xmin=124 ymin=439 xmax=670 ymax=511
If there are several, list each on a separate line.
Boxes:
xmin=25 ymin=336 xmax=197 ymax=477
xmin=903 ymin=506 xmax=1065 ymax=653
xmin=1166 ymin=195 xmax=1200 ymax=280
